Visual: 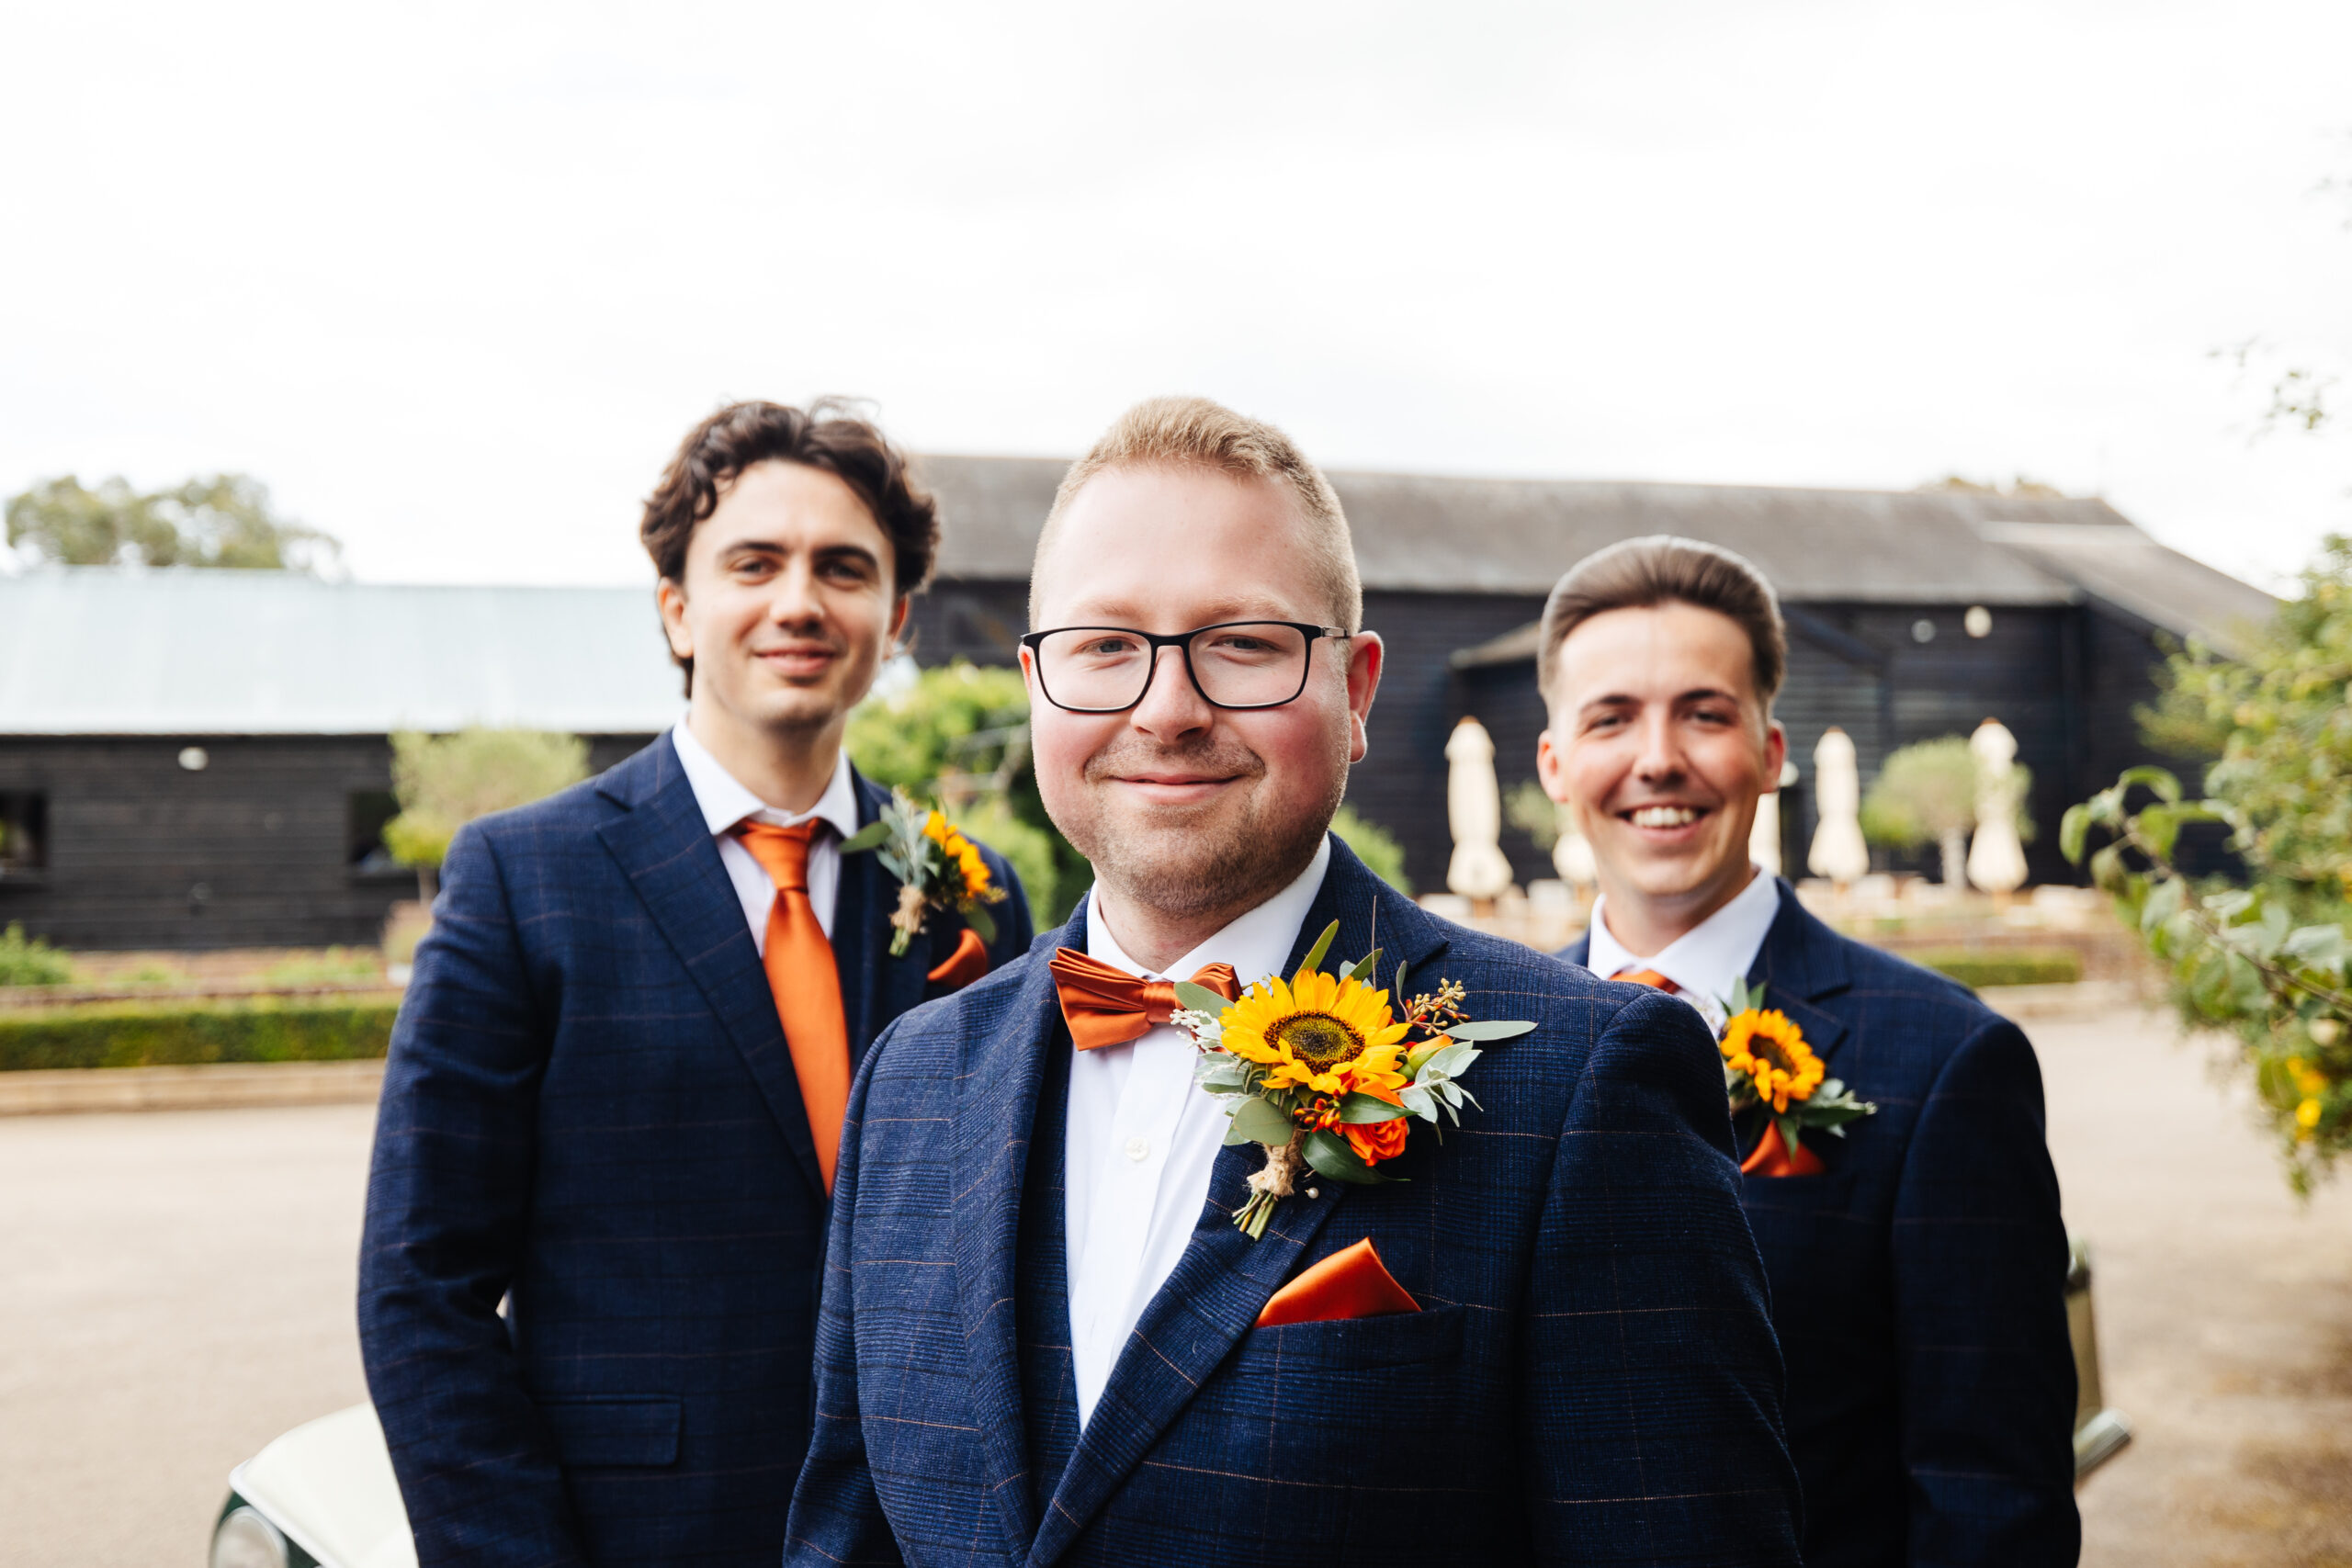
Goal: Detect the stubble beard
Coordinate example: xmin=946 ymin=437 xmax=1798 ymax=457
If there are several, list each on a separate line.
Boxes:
xmin=1058 ymin=734 xmax=1346 ymax=925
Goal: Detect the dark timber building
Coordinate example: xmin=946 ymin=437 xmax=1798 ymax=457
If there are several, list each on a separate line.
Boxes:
xmin=0 ymin=465 xmax=2275 ymax=948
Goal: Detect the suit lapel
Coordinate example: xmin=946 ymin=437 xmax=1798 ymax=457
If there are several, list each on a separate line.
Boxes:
xmin=836 ymin=769 xmax=934 ymax=1065
xmin=1028 ymin=842 xmax=1453 ymax=1568
xmin=593 ymin=736 xmax=827 ymax=1203
xmin=1746 ymin=878 xmax=1852 ymax=1067
xmin=952 ymin=915 xmax=1075 ymax=1561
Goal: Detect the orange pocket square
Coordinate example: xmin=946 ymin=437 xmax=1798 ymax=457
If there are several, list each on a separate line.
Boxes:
xmin=924 ymin=928 xmax=989 ymax=991
xmin=1255 ymin=1237 xmax=1419 ymax=1327
xmin=1740 ymin=1121 xmax=1826 ymax=1177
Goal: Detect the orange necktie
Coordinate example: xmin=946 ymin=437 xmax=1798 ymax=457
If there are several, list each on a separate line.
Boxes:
xmin=1047 ymin=948 xmax=1241 ymax=1051
xmin=1610 ymin=966 xmax=1679 ymax=994
xmin=734 ymin=820 xmax=852 ymax=1192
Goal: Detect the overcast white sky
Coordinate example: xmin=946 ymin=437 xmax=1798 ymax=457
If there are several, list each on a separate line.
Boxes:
xmin=3 ymin=1 xmax=2346 ymax=591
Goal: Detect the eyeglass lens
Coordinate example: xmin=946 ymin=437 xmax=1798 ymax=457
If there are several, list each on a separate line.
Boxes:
xmin=1035 ymin=623 xmax=1311 ymax=710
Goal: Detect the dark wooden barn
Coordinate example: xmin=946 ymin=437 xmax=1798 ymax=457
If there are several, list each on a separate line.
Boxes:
xmin=903 ymin=457 xmax=2277 ymax=894
xmin=0 ymin=572 xmax=673 ymax=949
xmin=0 ymin=463 xmax=2274 ymax=949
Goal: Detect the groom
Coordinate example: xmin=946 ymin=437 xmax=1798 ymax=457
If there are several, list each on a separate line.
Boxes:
xmin=785 ymin=397 xmax=1802 ymax=1566
xmin=359 ymin=400 xmax=1031 ymax=1567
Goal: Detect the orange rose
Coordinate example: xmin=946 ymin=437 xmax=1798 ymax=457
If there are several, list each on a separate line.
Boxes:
xmin=1340 ymin=1084 xmax=1410 ymax=1165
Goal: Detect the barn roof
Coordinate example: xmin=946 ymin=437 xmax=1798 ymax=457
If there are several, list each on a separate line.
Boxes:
xmin=918 ymin=455 xmax=2258 ymax=610
xmin=0 ymin=570 xmax=681 ymax=736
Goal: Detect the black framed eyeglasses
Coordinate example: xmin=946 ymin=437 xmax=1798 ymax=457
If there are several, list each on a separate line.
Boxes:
xmin=1019 ymin=620 xmax=1349 ymax=714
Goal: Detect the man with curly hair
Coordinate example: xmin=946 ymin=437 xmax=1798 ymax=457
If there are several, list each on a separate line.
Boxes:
xmin=360 ymin=400 xmax=1033 ymax=1567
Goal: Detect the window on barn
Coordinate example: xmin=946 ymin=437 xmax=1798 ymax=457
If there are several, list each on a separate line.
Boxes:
xmin=0 ymin=793 xmax=45 ymax=878
xmin=348 ymin=790 xmax=406 ymax=878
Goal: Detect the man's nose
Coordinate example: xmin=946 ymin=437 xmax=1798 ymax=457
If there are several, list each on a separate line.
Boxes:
xmin=1129 ymin=643 xmax=1213 ymax=738
xmin=1633 ymin=710 xmax=1683 ymax=778
xmin=765 ymin=560 xmax=823 ymax=625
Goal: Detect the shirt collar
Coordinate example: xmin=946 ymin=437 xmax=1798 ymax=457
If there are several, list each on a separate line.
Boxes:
xmin=1587 ymin=865 xmax=1782 ymax=1028
xmin=1085 ymin=834 xmax=1334 ymax=985
xmin=669 ymin=719 xmax=862 ymax=843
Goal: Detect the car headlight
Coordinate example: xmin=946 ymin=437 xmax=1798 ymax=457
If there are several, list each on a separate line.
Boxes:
xmin=211 ymin=1504 xmax=291 ymax=1568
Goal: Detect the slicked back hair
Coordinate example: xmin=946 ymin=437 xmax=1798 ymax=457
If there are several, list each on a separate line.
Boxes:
xmin=639 ymin=398 xmax=939 ymax=694
xmin=1538 ymin=535 xmax=1787 ymax=712
xmin=1030 ymin=395 xmax=1362 ymax=633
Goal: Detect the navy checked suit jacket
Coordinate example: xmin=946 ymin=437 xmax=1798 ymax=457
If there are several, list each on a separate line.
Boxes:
xmin=356 ymin=735 xmax=1032 ymax=1568
xmin=1566 ymin=881 xmax=2078 ymax=1567
xmin=785 ymin=839 xmax=1803 ymax=1567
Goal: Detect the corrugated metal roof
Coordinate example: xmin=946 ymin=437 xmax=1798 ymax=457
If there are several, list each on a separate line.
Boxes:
xmin=1974 ymin=522 xmax=2278 ymax=659
xmin=920 ymin=456 xmax=2157 ymax=605
xmin=0 ymin=570 xmax=682 ymax=736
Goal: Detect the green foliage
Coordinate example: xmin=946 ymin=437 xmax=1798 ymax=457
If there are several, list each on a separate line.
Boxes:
xmin=0 ymin=923 xmax=73 ymax=987
xmin=1908 ymin=948 xmax=2084 ymax=988
xmin=383 ymin=728 xmax=591 ymax=868
xmin=2067 ymin=537 xmax=2352 ymax=1189
xmin=259 ymin=947 xmax=386 ymax=987
xmin=845 ymin=661 xmax=1091 ymax=922
xmin=0 ymin=997 xmax=398 ymax=1072
xmin=1860 ymin=738 xmax=1980 ymax=848
xmin=1503 ymin=780 xmax=1561 ymax=852
xmin=6 ymin=472 xmax=341 ymax=572
xmin=1331 ymin=805 xmax=1412 ymax=895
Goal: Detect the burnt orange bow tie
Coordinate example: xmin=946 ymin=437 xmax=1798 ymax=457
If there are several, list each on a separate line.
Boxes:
xmin=1047 ymin=948 xmax=1241 ymax=1051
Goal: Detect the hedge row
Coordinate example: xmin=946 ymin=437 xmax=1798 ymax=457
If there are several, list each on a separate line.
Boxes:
xmin=1910 ymin=948 xmax=2084 ymax=989
xmin=0 ymin=996 xmax=401 ymax=1073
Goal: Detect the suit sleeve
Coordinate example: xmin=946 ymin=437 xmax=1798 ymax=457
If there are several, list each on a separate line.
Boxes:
xmin=784 ymin=1026 xmax=908 ymax=1567
xmin=1521 ymin=988 xmax=1804 ymax=1566
xmin=356 ymin=823 xmax=587 ymax=1568
xmin=1894 ymin=1018 xmax=2080 ymax=1565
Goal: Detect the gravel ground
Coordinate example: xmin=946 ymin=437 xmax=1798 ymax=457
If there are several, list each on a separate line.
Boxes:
xmin=3 ymin=1006 xmax=2347 ymax=1563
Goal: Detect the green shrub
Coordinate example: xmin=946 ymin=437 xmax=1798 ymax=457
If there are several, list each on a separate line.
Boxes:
xmin=1332 ymin=805 xmax=1412 ymax=895
xmin=1909 ymin=948 xmax=2083 ymax=989
xmin=0 ymin=924 xmax=73 ymax=987
xmin=0 ymin=997 xmax=400 ymax=1072
xmin=260 ymin=947 xmax=385 ymax=987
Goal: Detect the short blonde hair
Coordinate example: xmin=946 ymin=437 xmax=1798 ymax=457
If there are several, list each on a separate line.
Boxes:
xmin=1030 ymin=396 xmax=1363 ymax=632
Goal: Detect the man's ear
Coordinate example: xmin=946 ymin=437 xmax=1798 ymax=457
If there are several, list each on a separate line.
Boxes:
xmin=1762 ymin=718 xmax=1788 ymax=792
xmin=1343 ymin=631 xmax=1385 ymax=764
xmin=1536 ymin=723 xmax=1567 ymax=804
xmin=656 ymin=579 xmax=693 ymax=661
xmin=888 ymin=593 xmax=911 ymax=647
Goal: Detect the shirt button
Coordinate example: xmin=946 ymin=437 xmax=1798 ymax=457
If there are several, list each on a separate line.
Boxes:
xmin=1124 ymin=1134 xmax=1150 ymax=1162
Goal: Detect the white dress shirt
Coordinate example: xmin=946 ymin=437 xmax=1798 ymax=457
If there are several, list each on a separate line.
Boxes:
xmin=1586 ymin=864 xmax=1783 ymax=1032
xmin=669 ymin=721 xmax=863 ymax=945
xmin=1064 ymin=834 xmax=1332 ymax=1429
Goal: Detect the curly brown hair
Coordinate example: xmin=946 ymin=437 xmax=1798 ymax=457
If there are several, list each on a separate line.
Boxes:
xmin=640 ymin=399 xmax=941 ymax=693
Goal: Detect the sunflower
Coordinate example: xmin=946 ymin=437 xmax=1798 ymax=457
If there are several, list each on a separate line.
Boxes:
xmin=1220 ymin=967 xmax=1413 ymax=1098
xmin=924 ymin=812 xmax=995 ymax=901
xmin=1722 ymin=1009 xmax=1826 ymax=1113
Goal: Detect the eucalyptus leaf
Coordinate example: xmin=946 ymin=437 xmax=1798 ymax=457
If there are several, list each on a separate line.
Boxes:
xmin=1302 ymin=1128 xmax=1400 ymax=1185
xmin=965 ymin=905 xmax=997 ymax=944
xmin=1174 ymin=980 xmax=1237 ymax=1015
xmin=1441 ymin=1020 xmax=1535 ymax=1043
xmin=1227 ymin=1097 xmax=1295 ymax=1146
xmin=838 ymin=821 xmax=891 ymax=854
xmin=1338 ymin=1091 xmax=1408 ymax=1123
xmin=1398 ymin=1084 xmax=1437 ymax=1122
xmin=1344 ymin=948 xmax=1384 ymax=983
xmin=1300 ymin=920 xmax=1340 ymax=976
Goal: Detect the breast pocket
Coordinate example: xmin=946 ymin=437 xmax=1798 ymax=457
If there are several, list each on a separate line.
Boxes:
xmin=539 ymin=1395 xmax=681 ymax=1469
xmin=1247 ymin=1303 xmax=1466 ymax=1370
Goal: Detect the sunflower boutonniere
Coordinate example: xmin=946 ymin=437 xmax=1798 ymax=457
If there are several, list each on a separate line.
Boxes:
xmin=1718 ymin=977 xmax=1875 ymax=1175
xmin=1172 ymin=917 xmax=1535 ymax=1238
xmin=838 ymin=789 xmax=1008 ymax=957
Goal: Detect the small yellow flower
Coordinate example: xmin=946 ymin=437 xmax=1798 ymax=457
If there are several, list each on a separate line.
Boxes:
xmin=2297 ymin=1097 xmax=2324 ymax=1130
xmin=1722 ymin=1009 xmax=1826 ymax=1114
xmin=1221 ymin=968 xmax=1412 ymax=1099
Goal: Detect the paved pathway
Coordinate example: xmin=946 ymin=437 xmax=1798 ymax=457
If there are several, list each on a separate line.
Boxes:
xmin=3 ymin=1006 xmax=2348 ymax=1562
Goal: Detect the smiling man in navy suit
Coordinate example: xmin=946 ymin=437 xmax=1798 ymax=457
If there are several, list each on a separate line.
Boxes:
xmin=1543 ymin=536 xmax=2078 ymax=1566
xmin=358 ymin=400 xmax=1031 ymax=1568
xmin=785 ymin=399 xmax=1801 ymax=1567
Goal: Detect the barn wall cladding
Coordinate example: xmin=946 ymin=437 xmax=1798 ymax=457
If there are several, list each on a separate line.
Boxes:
xmin=0 ymin=459 xmax=2276 ymax=948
